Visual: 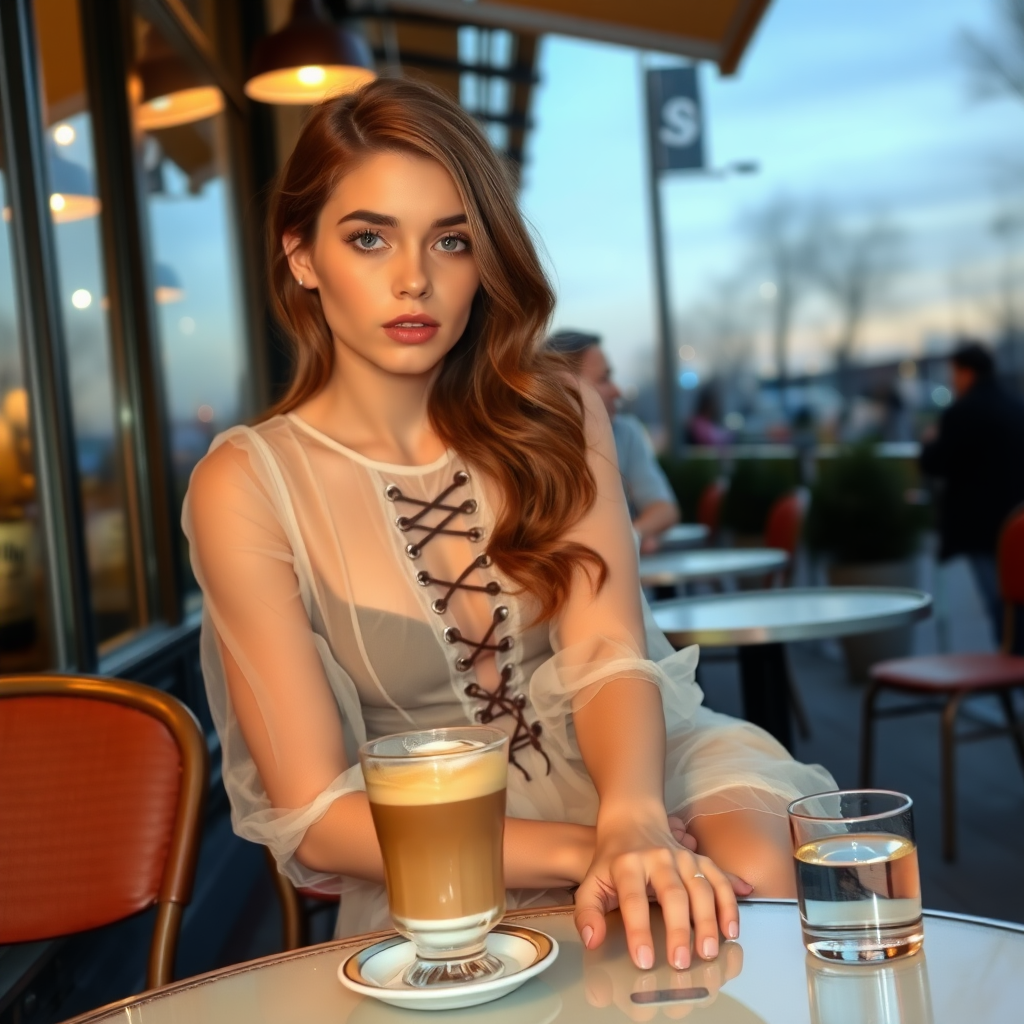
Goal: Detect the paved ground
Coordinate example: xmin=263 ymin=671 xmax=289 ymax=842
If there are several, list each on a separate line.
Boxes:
xmin=221 ymin=543 xmax=1024 ymax=967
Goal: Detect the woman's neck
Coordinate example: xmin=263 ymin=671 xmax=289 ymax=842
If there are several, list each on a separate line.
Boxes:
xmin=293 ymin=341 xmax=447 ymax=466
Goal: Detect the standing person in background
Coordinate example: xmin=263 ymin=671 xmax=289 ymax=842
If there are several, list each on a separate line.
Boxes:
xmin=921 ymin=341 xmax=1024 ymax=647
xmin=547 ymin=330 xmax=680 ymax=553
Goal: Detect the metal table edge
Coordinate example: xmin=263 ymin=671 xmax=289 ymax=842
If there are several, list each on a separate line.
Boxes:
xmin=653 ymin=586 xmax=933 ymax=646
xmin=56 ymin=897 xmax=1024 ymax=1022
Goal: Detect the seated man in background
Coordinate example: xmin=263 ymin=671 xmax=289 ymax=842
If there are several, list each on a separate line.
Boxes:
xmin=548 ymin=330 xmax=680 ymax=552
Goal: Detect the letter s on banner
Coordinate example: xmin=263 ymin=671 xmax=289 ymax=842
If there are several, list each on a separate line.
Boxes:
xmin=659 ymin=96 xmax=699 ymax=149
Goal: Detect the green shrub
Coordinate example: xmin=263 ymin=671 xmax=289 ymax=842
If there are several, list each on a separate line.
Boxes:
xmin=720 ymin=459 xmax=798 ymax=535
xmin=658 ymin=456 xmax=719 ymax=522
xmin=806 ymin=445 xmax=926 ymax=563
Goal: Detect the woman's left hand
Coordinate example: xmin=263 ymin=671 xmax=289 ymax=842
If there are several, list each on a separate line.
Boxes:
xmin=573 ymin=804 xmax=752 ymax=972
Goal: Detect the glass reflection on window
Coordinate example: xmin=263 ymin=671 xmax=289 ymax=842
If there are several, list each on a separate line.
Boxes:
xmin=0 ymin=129 xmax=53 ymax=669
xmin=131 ymin=14 xmax=252 ymax=606
xmin=34 ymin=0 xmax=139 ymax=645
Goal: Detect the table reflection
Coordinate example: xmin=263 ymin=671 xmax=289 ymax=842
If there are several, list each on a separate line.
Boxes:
xmin=806 ymin=952 xmax=933 ymax=1024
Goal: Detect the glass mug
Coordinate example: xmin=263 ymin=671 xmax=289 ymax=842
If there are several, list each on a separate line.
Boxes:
xmin=360 ymin=726 xmax=509 ymax=987
xmin=789 ymin=790 xmax=923 ymax=963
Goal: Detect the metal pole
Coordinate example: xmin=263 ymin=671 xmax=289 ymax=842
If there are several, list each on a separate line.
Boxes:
xmin=644 ymin=68 xmax=679 ymax=459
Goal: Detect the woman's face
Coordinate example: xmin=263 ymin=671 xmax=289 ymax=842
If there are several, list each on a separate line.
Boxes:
xmin=285 ymin=151 xmax=480 ymax=378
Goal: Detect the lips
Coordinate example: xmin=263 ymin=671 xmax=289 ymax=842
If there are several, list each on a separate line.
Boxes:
xmin=383 ymin=314 xmax=440 ymax=345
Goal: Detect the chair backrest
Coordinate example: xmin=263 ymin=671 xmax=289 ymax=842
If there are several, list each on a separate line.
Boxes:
xmin=0 ymin=675 xmax=208 ymax=988
xmin=999 ymin=506 xmax=1024 ymax=607
xmin=765 ymin=490 xmax=806 ymax=559
xmin=696 ymin=479 xmax=727 ymax=535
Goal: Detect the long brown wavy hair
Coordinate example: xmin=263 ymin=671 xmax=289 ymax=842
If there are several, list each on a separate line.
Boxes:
xmin=263 ymin=77 xmax=605 ymax=620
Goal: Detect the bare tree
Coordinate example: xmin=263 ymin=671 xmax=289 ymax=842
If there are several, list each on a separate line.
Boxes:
xmin=961 ymin=0 xmax=1024 ymax=103
xmin=740 ymin=195 xmax=815 ymax=408
xmin=805 ymin=210 xmax=904 ymax=386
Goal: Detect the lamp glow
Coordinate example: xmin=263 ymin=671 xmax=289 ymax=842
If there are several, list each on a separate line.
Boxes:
xmin=53 ymin=124 xmax=76 ymax=146
xmin=244 ymin=0 xmax=375 ymax=105
xmin=137 ymin=85 xmax=224 ymax=130
xmin=71 ymin=289 xmax=92 ymax=309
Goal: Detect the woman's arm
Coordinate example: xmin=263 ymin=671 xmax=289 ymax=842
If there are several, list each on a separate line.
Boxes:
xmin=555 ymin=387 xmax=749 ymax=971
xmin=298 ymin=795 xmax=595 ymax=889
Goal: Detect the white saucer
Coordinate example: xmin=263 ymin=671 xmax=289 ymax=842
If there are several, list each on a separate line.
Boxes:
xmin=338 ymin=923 xmax=559 ymax=1011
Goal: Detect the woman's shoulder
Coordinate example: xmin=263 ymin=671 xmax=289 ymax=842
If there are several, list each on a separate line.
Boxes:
xmin=187 ymin=416 xmax=293 ymax=514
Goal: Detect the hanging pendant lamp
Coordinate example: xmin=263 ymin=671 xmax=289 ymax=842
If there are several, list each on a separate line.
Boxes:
xmin=48 ymin=146 xmax=101 ymax=224
xmin=154 ymin=262 xmax=185 ymax=304
xmin=245 ymin=0 xmax=375 ymax=105
xmin=136 ymin=27 xmax=224 ymax=130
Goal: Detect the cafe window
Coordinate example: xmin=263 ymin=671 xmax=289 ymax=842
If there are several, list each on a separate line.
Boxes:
xmin=128 ymin=10 xmax=254 ymax=607
xmin=33 ymin=0 xmax=140 ymax=645
xmin=0 ymin=125 xmax=54 ymax=671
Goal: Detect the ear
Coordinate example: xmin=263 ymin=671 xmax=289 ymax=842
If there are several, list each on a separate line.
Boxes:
xmin=283 ymin=232 xmax=318 ymax=289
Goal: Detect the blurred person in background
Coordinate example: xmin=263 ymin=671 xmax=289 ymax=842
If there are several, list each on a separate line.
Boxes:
xmin=548 ymin=330 xmax=679 ymax=552
xmin=685 ymin=387 xmax=731 ymax=448
xmin=921 ymin=341 xmax=1024 ymax=646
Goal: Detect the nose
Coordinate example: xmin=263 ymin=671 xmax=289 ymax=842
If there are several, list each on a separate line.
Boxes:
xmin=393 ymin=243 xmax=432 ymax=301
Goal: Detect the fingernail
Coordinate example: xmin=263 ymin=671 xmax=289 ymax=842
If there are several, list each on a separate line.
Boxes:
xmin=727 ymin=921 xmax=739 ymax=940
xmin=702 ymin=937 xmax=718 ymax=960
xmin=673 ymin=946 xmax=690 ymax=970
xmin=637 ymin=944 xmax=654 ymax=970
xmin=581 ymin=925 xmax=594 ymax=949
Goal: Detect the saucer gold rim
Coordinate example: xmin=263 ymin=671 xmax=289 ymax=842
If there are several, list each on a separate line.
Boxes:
xmin=340 ymin=923 xmax=556 ymax=995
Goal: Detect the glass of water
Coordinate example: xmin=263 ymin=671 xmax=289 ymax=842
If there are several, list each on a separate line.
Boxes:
xmin=789 ymin=790 xmax=923 ymax=963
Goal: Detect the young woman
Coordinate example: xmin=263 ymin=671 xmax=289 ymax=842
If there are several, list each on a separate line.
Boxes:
xmin=184 ymin=78 xmax=834 ymax=973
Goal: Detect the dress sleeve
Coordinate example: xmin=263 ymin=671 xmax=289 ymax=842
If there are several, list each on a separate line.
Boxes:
xmin=529 ymin=388 xmax=704 ymax=760
xmin=183 ymin=432 xmax=367 ymax=893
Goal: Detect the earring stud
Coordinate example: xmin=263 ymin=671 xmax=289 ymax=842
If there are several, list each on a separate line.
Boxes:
xmin=298 ymin=276 xmax=304 ymax=287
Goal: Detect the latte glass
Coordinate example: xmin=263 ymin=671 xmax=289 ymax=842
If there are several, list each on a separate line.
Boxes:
xmin=360 ymin=726 xmax=509 ymax=987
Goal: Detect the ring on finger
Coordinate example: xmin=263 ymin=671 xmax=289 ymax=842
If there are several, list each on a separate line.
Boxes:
xmin=693 ymin=873 xmax=706 ymax=880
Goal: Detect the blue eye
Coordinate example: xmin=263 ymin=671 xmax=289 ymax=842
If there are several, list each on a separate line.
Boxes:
xmin=435 ymin=234 xmax=469 ymax=254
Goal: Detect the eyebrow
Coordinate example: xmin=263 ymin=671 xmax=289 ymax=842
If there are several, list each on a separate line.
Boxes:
xmin=337 ymin=210 xmax=468 ymax=229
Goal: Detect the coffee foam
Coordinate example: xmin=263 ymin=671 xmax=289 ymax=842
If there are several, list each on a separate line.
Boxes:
xmin=363 ymin=744 xmax=506 ymax=806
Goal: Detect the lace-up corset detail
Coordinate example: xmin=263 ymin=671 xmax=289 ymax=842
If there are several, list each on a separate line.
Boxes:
xmin=385 ymin=470 xmax=550 ymax=780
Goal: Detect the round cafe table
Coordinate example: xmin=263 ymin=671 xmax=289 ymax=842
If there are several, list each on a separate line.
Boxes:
xmin=656 ymin=523 xmax=710 ymax=551
xmin=639 ymin=548 xmax=788 ymax=588
xmin=60 ymin=900 xmax=1024 ymax=1023
xmin=652 ymin=587 xmax=933 ymax=750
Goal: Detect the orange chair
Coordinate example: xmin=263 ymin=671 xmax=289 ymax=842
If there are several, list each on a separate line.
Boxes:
xmin=0 ymin=675 xmax=208 ymax=987
xmin=861 ymin=508 xmax=1024 ymax=861
xmin=696 ymin=479 xmax=727 ymax=542
xmin=764 ymin=489 xmax=807 ymax=587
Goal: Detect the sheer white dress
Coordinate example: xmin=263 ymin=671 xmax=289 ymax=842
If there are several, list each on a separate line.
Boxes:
xmin=183 ymin=392 xmax=835 ymax=938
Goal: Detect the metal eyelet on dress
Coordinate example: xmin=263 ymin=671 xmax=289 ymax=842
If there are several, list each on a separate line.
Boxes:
xmin=431 ymin=599 xmax=447 ymax=614
xmin=467 ymin=528 xmax=484 ymax=542
xmin=395 ymin=516 xmax=411 ymax=531
xmin=384 ymin=484 xmax=402 ymax=501
xmin=443 ymin=626 xmax=462 ymax=644
xmin=494 ymin=606 xmax=509 ymax=622
xmin=485 ymin=581 xmax=501 ymax=595
xmin=476 ymin=554 xmax=491 ymax=568
xmin=456 ymin=657 xmax=471 ymax=672
xmin=405 ymin=544 xmax=421 ymax=559
xmin=461 ymin=499 xmax=478 ymax=514
xmin=454 ymin=470 xmax=469 ymax=485
xmin=416 ymin=571 xmax=431 ymax=586
xmin=499 ymin=636 xmax=515 ymax=651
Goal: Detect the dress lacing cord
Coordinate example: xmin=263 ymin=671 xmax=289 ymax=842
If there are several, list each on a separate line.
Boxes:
xmin=386 ymin=471 xmax=550 ymax=780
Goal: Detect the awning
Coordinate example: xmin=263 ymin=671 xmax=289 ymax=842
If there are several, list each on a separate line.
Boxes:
xmin=375 ymin=0 xmax=772 ymax=74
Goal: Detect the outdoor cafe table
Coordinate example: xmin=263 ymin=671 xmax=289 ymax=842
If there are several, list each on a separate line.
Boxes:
xmin=657 ymin=522 xmax=710 ymax=550
xmin=61 ymin=900 xmax=1024 ymax=1023
xmin=639 ymin=548 xmax=788 ymax=588
xmin=652 ymin=587 xmax=933 ymax=750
